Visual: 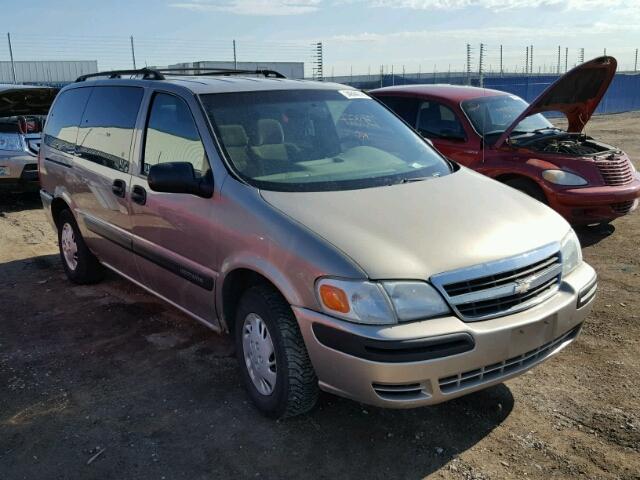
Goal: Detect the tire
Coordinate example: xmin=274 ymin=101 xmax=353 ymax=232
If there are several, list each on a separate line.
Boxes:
xmin=504 ymin=178 xmax=548 ymax=205
xmin=235 ymin=284 xmax=319 ymax=418
xmin=57 ymin=209 xmax=104 ymax=284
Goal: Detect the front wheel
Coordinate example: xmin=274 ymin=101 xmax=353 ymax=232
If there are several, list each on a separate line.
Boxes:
xmin=235 ymin=285 xmax=319 ymax=418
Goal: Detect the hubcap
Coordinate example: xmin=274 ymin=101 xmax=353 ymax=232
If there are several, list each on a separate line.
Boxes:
xmin=242 ymin=313 xmax=277 ymax=396
xmin=61 ymin=223 xmax=78 ymax=271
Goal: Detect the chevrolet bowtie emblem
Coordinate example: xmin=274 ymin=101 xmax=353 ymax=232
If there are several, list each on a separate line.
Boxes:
xmin=514 ymin=278 xmax=533 ymax=295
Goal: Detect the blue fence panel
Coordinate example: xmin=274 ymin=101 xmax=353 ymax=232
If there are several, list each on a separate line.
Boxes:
xmin=347 ymin=72 xmax=640 ymax=114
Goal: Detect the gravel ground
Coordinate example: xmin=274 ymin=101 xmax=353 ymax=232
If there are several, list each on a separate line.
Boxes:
xmin=1 ymin=112 xmax=639 ymax=480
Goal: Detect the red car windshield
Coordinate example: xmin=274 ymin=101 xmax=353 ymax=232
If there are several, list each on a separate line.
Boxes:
xmin=461 ymin=95 xmax=553 ymax=137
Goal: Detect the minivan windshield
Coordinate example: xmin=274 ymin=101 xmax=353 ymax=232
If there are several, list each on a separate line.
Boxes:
xmin=461 ymin=95 xmax=554 ymax=138
xmin=200 ymin=89 xmax=452 ymax=191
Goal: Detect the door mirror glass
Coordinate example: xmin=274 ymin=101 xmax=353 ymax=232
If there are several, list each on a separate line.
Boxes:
xmin=147 ymin=162 xmax=213 ymax=198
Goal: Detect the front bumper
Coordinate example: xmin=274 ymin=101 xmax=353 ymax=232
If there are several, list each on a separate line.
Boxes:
xmin=549 ymin=175 xmax=640 ymax=224
xmin=295 ymin=262 xmax=596 ymax=408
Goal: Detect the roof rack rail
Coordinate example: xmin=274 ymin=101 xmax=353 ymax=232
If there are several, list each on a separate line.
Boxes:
xmin=156 ymin=67 xmax=286 ymax=79
xmin=76 ymin=68 xmax=165 ymax=82
xmin=75 ymin=67 xmax=286 ymax=83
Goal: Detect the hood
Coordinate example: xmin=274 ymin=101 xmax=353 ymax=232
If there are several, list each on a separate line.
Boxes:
xmin=260 ymin=168 xmax=569 ymax=280
xmin=494 ymin=56 xmax=616 ymax=148
xmin=0 ymin=85 xmax=59 ymax=117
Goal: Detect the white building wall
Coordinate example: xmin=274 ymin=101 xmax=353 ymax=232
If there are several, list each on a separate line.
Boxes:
xmin=0 ymin=61 xmax=98 ymax=84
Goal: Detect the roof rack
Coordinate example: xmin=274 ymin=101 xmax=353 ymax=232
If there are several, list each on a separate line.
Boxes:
xmin=156 ymin=67 xmax=286 ymax=79
xmin=75 ymin=67 xmax=286 ymax=83
xmin=76 ymin=68 xmax=165 ymax=82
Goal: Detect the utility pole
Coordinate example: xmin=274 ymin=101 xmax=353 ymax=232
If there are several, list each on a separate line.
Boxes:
xmin=525 ymin=46 xmax=529 ymax=75
xmin=314 ymin=42 xmax=323 ymax=81
xmin=130 ymin=35 xmax=136 ymax=69
xmin=499 ymin=44 xmax=503 ymax=75
xmin=7 ymin=33 xmax=17 ymax=84
xmin=557 ymin=46 xmax=561 ymax=74
xmin=466 ymin=43 xmax=472 ymax=85
xmin=530 ymin=45 xmax=533 ymax=74
xmin=478 ymin=43 xmax=485 ymax=87
xmin=635 ymin=48 xmax=638 ymax=72
xmin=391 ymin=65 xmax=394 ymax=86
xmin=233 ymin=40 xmax=237 ymax=69
xmin=380 ymin=65 xmax=383 ymax=88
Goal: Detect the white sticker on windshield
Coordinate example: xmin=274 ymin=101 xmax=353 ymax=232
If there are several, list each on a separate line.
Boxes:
xmin=339 ymin=90 xmax=371 ymax=99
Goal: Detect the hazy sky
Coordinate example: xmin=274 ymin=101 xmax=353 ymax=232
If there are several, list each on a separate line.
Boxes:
xmin=2 ymin=0 xmax=639 ymax=75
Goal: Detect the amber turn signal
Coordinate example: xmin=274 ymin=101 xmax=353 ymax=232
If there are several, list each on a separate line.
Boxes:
xmin=319 ymin=284 xmax=350 ymax=313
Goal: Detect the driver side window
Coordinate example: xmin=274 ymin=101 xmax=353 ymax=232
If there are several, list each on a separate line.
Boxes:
xmin=143 ymin=93 xmax=208 ymax=176
xmin=417 ymin=101 xmax=465 ymax=141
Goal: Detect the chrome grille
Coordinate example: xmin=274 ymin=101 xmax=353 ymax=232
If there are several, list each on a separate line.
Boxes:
xmin=438 ymin=323 xmax=581 ymax=394
xmin=595 ymin=156 xmax=634 ymax=186
xmin=431 ymin=243 xmax=562 ymax=321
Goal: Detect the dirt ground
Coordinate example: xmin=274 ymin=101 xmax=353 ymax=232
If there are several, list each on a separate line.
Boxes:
xmin=1 ymin=112 xmax=639 ymax=480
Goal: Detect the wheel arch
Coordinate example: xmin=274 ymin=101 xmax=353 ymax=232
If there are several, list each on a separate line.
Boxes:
xmin=50 ymin=196 xmax=71 ymax=228
xmin=218 ymin=258 xmax=307 ymax=335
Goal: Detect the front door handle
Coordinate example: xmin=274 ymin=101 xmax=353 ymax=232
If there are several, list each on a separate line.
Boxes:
xmin=112 ymin=179 xmax=126 ymax=198
xmin=131 ymin=185 xmax=147 ymax=205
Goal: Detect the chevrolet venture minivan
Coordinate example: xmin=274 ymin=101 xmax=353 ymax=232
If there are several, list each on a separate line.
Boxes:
xmin=39 ymin=68 xmax=597 ymax=418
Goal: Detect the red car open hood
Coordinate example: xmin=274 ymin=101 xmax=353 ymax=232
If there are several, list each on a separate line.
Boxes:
xmin=0 ymin=85 xmax=59 ymax=117
xmin=493 ymin=56 xmax=616 ymax=148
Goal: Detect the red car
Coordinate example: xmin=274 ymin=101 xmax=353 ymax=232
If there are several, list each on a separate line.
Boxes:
xmin=371 ymin=56 xmax=640 ymax=225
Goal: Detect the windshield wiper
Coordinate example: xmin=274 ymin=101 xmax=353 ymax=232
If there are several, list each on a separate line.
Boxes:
xmin=391 ymin=175 xmax=439 ymax=185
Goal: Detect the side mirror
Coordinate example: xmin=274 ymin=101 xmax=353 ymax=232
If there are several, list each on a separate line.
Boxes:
xmin=147 ymin=162 xmax=213 ymax=198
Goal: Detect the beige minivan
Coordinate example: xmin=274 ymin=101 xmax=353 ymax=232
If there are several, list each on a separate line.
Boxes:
xmin=39 ymin=68 xmax=597 ymax=418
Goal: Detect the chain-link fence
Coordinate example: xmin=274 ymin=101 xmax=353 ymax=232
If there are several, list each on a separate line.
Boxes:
xmin=0 ymin=33 xmax=322 ymax=84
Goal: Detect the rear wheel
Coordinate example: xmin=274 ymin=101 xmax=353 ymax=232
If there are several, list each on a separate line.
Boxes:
xmin=57 ymin=209 xmax=104 ymax=284
xmin=504 ymin=178 xmax=548 ymax=205
xmin=235 ymin=285 xmax=319 ymax=418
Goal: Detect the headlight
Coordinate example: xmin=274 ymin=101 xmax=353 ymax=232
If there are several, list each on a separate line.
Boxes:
xmin=316 ymin=278 xmax=450 ymax=325
xmin=0 ymin=133 xmax=24 ymax=152
xmin=560 ymin=229 xmax=582 ymax=277
xmin=542 ymin=169 xmax=588 ymax=186
xmin=382 ymin=281 xmax=450 ymax=321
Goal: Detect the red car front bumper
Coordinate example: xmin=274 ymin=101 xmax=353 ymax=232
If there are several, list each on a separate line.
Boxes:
xmin=548 ymin=175 xmax=640 ymax=224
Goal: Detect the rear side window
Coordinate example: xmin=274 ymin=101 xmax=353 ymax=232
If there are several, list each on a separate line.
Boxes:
xmin=417 ymin=101 xmax=466 ymax=141
xmin=142 ymin=93 xmax=207 ymax=176
xmin=375 ymin=96 xmax=420 ymax=126
xmin=76 ymin=86 xmax=143 ymax=173
xmin=43 ymin=88 xmax=92 ymax=153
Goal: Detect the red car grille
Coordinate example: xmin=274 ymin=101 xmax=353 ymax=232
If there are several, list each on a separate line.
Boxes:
xmin=611 ymin=200 xmax=635 ymax=214
xmin=595 ymin=157 xmax=634 ymax=186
